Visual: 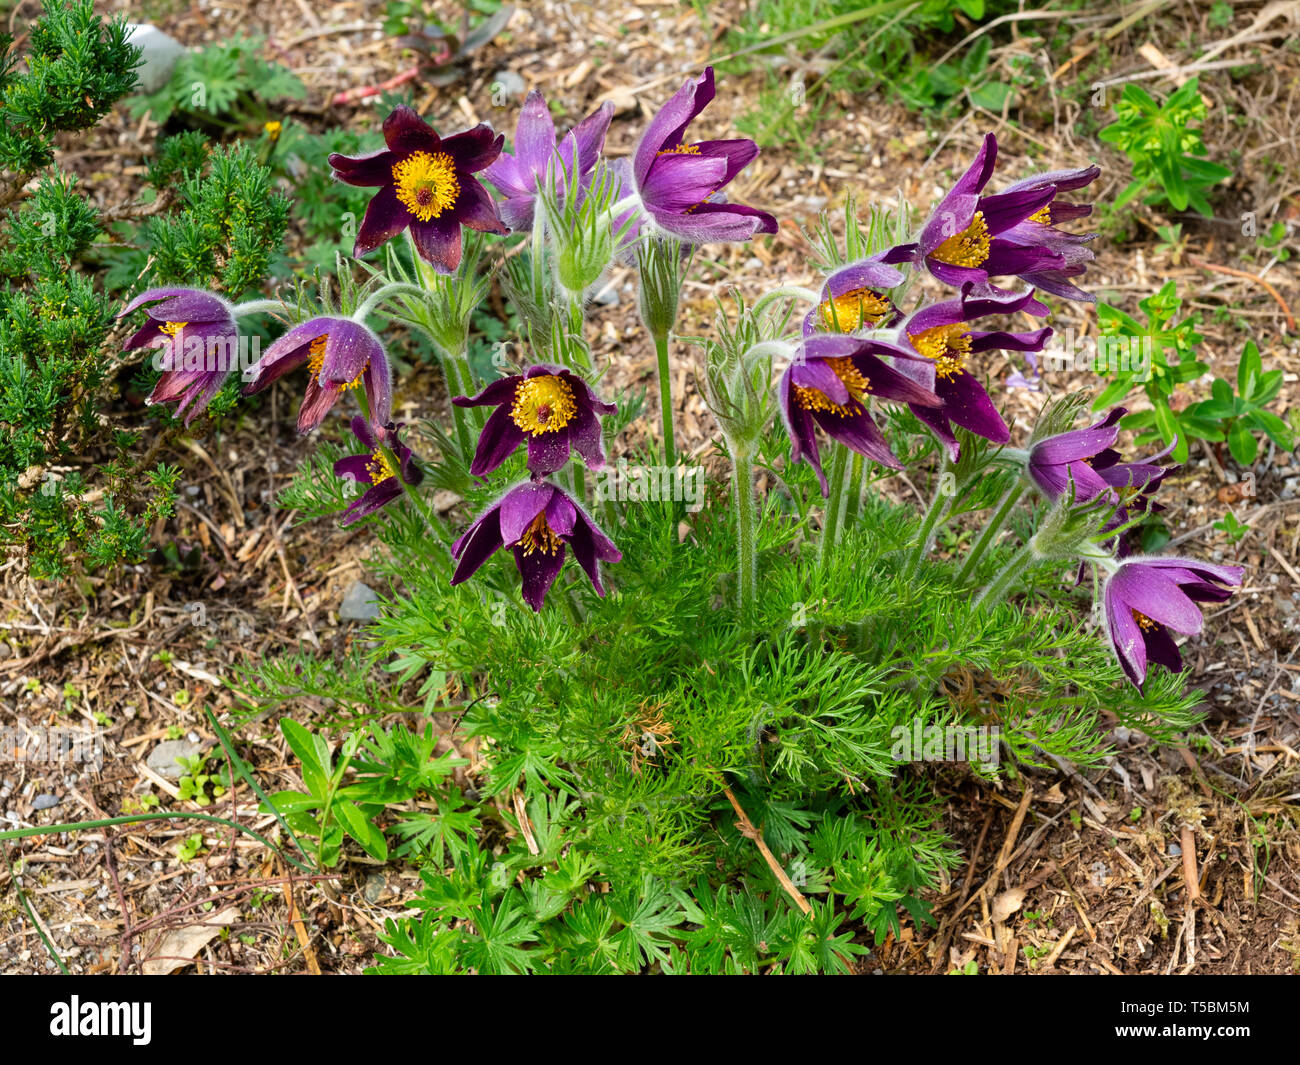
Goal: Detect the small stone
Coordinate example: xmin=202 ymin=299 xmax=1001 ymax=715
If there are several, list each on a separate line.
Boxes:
xmin=591 ymin=281 xmax=619 ymax=306
xmin=125 ymin=24 xmax=188 ymax=94
xmin=340 ymin=580 xmax=382 ymax=621
xmin=31 ymin=794 xmax=59 ymax=811
xmin=490 ymin=69 xmax=526 ymax=101
xmin=1168 ymin=842 xmax=1182 ymax=857
xmin=363 ymin=872 xmax=388 ymax=903
xmin=146 ymin=739 xmax=201 ymax=779
xmin=0 ymin=641 xmax=11 ymax=660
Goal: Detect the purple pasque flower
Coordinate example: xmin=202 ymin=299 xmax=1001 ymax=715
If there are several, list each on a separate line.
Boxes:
xmin=991 ymin=165 xmax=1101 ymax=302
xmin=243 ymin=316 xmax=392 ymax=434
xmin=118 ymin=287 xmax=239 ymax=425
xmin=333 ymin=417 xmax=423 ymax=526
xmin=328 ymin=106 xmax=507 ymax=274
xmin=483 ymin=90 xmax=614 ymax=231
xmin=895 ymin=285 xmax=1052 ymax=459
xmin=880 ymin=134 xmax=1060 ymax=290
xmin=452 ymin=364 xmax=616 ymax=478
xmin=613 ymin=66 xmax=777 ymax=245
xmin=450 ymin=479 xmax=622 ymax=612
xmin=1102 ymin=557 xmax=1243 ymax=688
xmin=802 ymin=256 xmax=906 ymax=337
xmin=779 ymin=334 xmax=942 ymax=495
xmin=1027 ymin=407 xmax=1127 ymax=501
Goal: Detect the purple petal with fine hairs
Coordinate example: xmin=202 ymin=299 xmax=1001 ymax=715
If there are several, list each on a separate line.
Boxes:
xmin=691 ymin=138 xmax=760 ymax=185
xmin=824 ymin=258 xmax=906 ymax=300
xmin=328 ymin=148 xmax=395 ymax=188
xmin=526 ymin=430 xmax=572 ymax=477
xmin=1105 ymin=582 xmax=1147 ymax=686
xmin=456 ymin=177 xmax=509 ymax=234
xmin=983 ymin=242 xmax=1066 ymax=277
xmin=812 ymin=407 xmax=902 ymax=470
xmin=634 ymin=66 xmax=715 ymax=185
xmin=560 ymin=101 xmax=614 ymax=177
xmin=499 ymin=481 xmax=556 ymax=545
xmin=363 ymin=349 xmax=393 ymax=426
xmin=1001 ymin=164 xmax=1101 ymax=196
xmin=450 ymin=507 xmax=505 ymax=584
xmin=340 ymin=480 xmax=405 ymax=527
xmin=567 ymin=403 xmax=607 ymax=470
xmin=454 ymin=375 xmax=521 ymax=409
xmin=968 ymin=327 xmax=1052 ymax=354
xmin=354 ymin=183 xmax=411 ymax=256
xmin=512 ymin=90 xmax=557 ymax=175
xmin=243 ymin=319 xmax=330 ymax=394
xmin=319 ymin=319 xmax=383 ymax=385
xmin=349 ymin=416 xmax=379 ymax=452
xmin=334 ymin=453 xmax=374 ymax=485
xmin=484 ymin=152 xmax=532 ymax=200
xmin=513 ymin=541 xmax=567 ymax=612
xmin=779 ymin=367 xmax=827 ymax=496
xmin=441 ymin=124 xmax=504 ymax=173
xmin=650 ymin=201 xmax=776 ymax=243
xmin=382 ymin=105 xmax=438 ymax=155
xmin=936 ymin=371 xmax=1010 ymax=444
xmin=410 ymin=213 xmax=462 ymax=275
xmin=1029 ymin=407 xmax=1125 ymax=466
xmin=641 ymin=153 xmax=728 ymax=212
xmin=1109 ymin=564 xmax=1205 ymax=635
xmin=468 ymin=405 xmax=527 ymax=477
xmin=297 ymin=378 xmax=340 ymax=434
xmin=789 ymin=358 xmax=851 ymax=407
xmin=118 ymin=287 xmax=232 ymax=323
xmin=544 ymin=490 xmax=578 ymax=538
xmin=927 ymin=259 xmax=987 ymax=288
xmin=568 ymin=507 xmax=621 ymax=595
xmin=976 ymin=185 xmax=1057 ymax=235
xmin=910 ymin=401 xmax=961 ymax=461
xmin=853 ymin=351 xmax=942 ymax=407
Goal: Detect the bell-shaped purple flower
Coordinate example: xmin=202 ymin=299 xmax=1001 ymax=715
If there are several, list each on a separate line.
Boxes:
xmin=333 ymin=417 xmax=423 ymax=527
xmin=243 ymin=316 xmax=392 ymax=434
xmin=895 ymin=285 xmax=1052 ymax=459
xmin=483 ymin=91 xmax=614 ymax=231
xmin=452 ymin=364 xmax=616 ymax=477
xmin=1102 ymin=558 xmax=1243 ymax=688
xmin=118 ymin=287 xmax=239 ymax=425
xmin=613 ymin=67 xmax=777 ymax=246
xmin=1027 ymin=407 xmax=1126 ymax=501
xmin=779 ymin=334 xmax=942 ymax=495
xmin=991 ymin=166 xmax=1101 ymax=301
xmin=801 ymin=256 xmax=905 ymax=337
xmin=328 ymin=106 xmax=508 ymax=273
xmin=450 ymin=480 xmax=621 ymax=611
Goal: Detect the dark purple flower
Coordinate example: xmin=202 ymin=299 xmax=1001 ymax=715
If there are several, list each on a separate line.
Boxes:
xmin=483 ymin=91 xmax=614 ymax=231
xmin=452 ymin=364 xmax=615 ymax=477
xmin=881 ymin=135 xmax=1099 ymax=300
xmin=243 ymin=316 xmax=392 ymax=434
xmin=1027 ymin=407 xmax=1126 ymax=501
xmin=1103 ymin=558 xmax=1243 ymax=688
xmin=779 ymin=334 xmax=942 ymax=495
xmin=802 ymin=256 xmax=905 ymax=337
xmin=895 ymin=286 xmax=1052 ymax=459
xmin=450 ymin=480 xmax=621 ymax=611
xmin=612 ymin=67 xmax=777 ymax=245
xmin=328 ymin=106 xmax=508 ymax=273
xmin=118 ymin=287 xmax=238 ymax=425
xmin=333 ymin=418 xmax=423 ymax=526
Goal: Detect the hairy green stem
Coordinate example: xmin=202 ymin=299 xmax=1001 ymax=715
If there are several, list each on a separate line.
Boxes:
xmin=819 ymin=444 xmax=849 ymax=567
xmin=956 ymin=482 xmax=1026 ymax=585
xmin=842 ymin=451 xmax=865 ymax=531
xmin=353 ymin=282 xmax=427 ymax=322
xmin=973 ymin=542 xmax=1034 ymax=611
xmin=734 ymin=450 xmax=757 ymax=624
xmin=905 ymin=462 xmax=953 ymax=578
xmin=654 ymin=330 xmax=676 ymax=468
xmin=231 ymin=298 xmax=286 ymax=318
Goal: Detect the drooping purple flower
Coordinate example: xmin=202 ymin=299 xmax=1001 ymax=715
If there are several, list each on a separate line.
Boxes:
xmin=612 ymin=67 xmax=777 ymax=246
xmin=483 ymin=91 xmax=614 ymax=231
xmin=801 ymin=256 xmax=906 ymax=337
xmin=328 ymin=106 xmax=508 ymax=273
xmin=243 ymin=317 xmax=392 ymax=434
xmin=452 ymin=364 xmax=615 ymax=477
xmin=333 ymin=418 xmax=423 ymax=527
xmin=881 ymin=135 xmax=1099 ymax=300
xmin=118 ymin=287 xmax=239 ymax=425
xmin=450 ymin=480 xmax=621 ymax=611
xmin=779 ymin=334 xmax=942 ymax=495
xmin=1102 ymin=558 xmax=1243 ymax=688
xmin=894 ymin=285 xmax=1052 ymax=459
xmin=1027 ymin=407 xmax=1127 ymax=501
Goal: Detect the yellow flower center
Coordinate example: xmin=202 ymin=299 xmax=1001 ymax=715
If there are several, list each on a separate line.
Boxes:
xmin=1026 ymin=204 xmax=1052 ymax=225
xmin=909 ymin=323 xmax=973 ymax=380
xmin=366 ymin=448 xmax=397 ymax=483
xmin=510 ymin=375 xmax=577 ymax=435
xmin=518 ymin=512 xmax=562 ymax=556
xmin=816 ymin=288 xmax=893 ymax=333
xmin=160 ymin=320 xmax=187 ymax=337
xmin=392 ymin=150 xmax=460 ymax=222
xmin=657 ymin=143 xmax=701 ymax=156
xmin=929 ymin=210 xmax=991 ymax=268
xmin=1132 ymin=609 xmax=1159 ymax=631
xmin=792 ymin=356 xmax=872 ymax=416
xmin=307 ymin=335 xmax=364 ymax=390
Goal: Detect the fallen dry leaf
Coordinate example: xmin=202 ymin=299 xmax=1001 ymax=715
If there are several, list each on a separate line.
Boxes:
xmin=142 ymin=906 xmax=239 ymax=975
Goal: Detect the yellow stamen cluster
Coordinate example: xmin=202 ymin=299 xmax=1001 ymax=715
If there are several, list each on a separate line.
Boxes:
xmin=160 ymin=320 xmax=187 ymax=337
xmin=519 ymin=512 xmax=562 ymax=556
xmin=307 ymin=335 xmax=364 ymax=390
xmin=657 ymin=143 xmax=701 ymax=156
xmin=392 ymin=151 xmax=460 ymax=222
xmin=929 ymin=210 xmax=991 ymax=268
xmin=909 ymin=323 xmax=973 ymax=380
xmin=816 ymin=288 xmax=893 ymax=333
xmin=366 ymin=448 xmax=398 ymax=484
xmin=1026 ymin=204 xmax=1052 ymax=225
xmin=1132 ymin=609 xmax=1159 ymax=632
xmin=792 ymin=356 xmax=872 ymax=416
xmin=510 ymin=375 xmax=577 ymax=435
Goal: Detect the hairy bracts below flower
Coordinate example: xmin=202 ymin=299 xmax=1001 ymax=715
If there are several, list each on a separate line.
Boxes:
xmin=243 ymin=316 xmax=392 ymax=434
xmin=452 ymin=364 xmax=616 ymax=477
xmin=895 ymin=285 xmax=1051 ymax=459
xmin=1102 ymin=558 xmax=1243 ymax=688
xmin=484 ymin=90 xmax=614 ymax=231
xmin=450 ymin=480 xmax=622 ymax=611
xmin=328 ymin=105 xmax=508 ymax=273
xmin=779 ymin=334 xmax=941 ymax=495
xmin=118 ymin=287 xmax=238 ymax=425
xmin=333 ymin=418 xmax=423 ymax=526
xmin=613 ymin=66 xmax=777 ymax=246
